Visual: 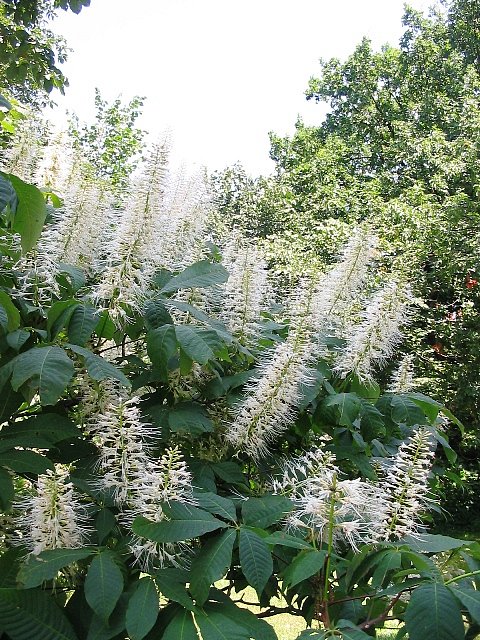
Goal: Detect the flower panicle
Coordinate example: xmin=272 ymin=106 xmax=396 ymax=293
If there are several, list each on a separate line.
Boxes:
xmin=309 ymin=227 xmax=378 ymax=332
xmin=14 ymin=465 xmax=90 ymax=555
xmin=125 ymin=447 xmax=195 ymax=570
xmin=387 ymin=354 xmax=416 ymax=393
xmin=90 ymin=395 xmax=157 ymax=505
xmin=380 ymin=426 xmax=436 ymax=541
xmin=227 ymin=336 xmax=313 ymax=459
xmin=221 ymin=236 xmax=271 ymax=343
xmin=273 ymin=449 xmax=386 ymax=551
xmin=334 ymin=279 xmax=411 ymax=384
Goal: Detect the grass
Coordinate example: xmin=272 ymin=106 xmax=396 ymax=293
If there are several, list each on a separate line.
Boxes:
xmin=219 ymin=583 xmax=401 ymax=639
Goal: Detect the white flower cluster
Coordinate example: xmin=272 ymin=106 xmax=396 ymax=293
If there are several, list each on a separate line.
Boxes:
xmin=221 ymin=236 xmax=271 ymax=343
xmin=273 ymin=430 xmax=436 ymax=550
xmin=335 ymin=280 xmax=411 ymax=383
xmin=226 ymin=334 xmax=313 ymax=460
xmin=274 ymin=449 xmax=386 ymax=550
xmin=15 ymin=465 xmax=89 ymax=555
xmin=380 ymin=427 xmax=436 ymax=541
xmin=387 ymin=354 xmax=416 ymax=393
xmin=227 ymin=229 xmax=379 ymax=458
xmin=87 ymin=390 xmax=195 ymax=568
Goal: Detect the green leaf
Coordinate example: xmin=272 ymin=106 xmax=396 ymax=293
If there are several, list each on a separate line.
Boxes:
xmin=0 ymin=548 xmax=25 ymax=587
xmin=168 ymin=401 xmax=214 ymax=435
xmin=0 ymin=304 xmax=8 ymax=332
xmin=8 ymin=174 xmax=47 ymax=253
xmin=0 ymin=95 xmax=12 ymax=111
xmin=209 ymin=590 xmax=278 ymax=640
xmin=406 ymin=393 xmax=442 ymax=423
xmin=400 ymin=534 xmax=471 ymax=554
xmin=349 ymin=376 xmax=380 ymax=401
xmin=144 ymin=298 xmax=173 ymax=330
xmin=195 ymin=604 xmax=254 ymax=640
xmin=0 ymin=173 xmax=17 ymax=213
xmin=194 ymin=491 xmax=237 ymax=523
xmin=11 ymin=346 xmax=75 ymax=405
xmin=0 ymin=412 xmax=81 ymax=450
xmin=389 ymin=395 xmax=427 ymax=426
xmin=281 ymin=549 xmax=327 ymax=589
xmin=0 ymin=292 xmax=20 ymax=331
xmin=6 ymin=329 xmax=30 ymax=351
xmin=371 ymin=550 xmax=402 ymax=588
xmin=57 ymin=264 xmax=86 ymax=293
xmin=146 ymin=324 xmax=177 ymax=374
xmin=0 ymin=385 xmax=24 ymax=425
xmin=190 ymin=529 xmax=236 ymax=605
xmin=296 ymin=631 xmax=328 ymax=639
xmin=0 ymin=467 xmax=14 ymax=509
xmin=175 ymin=326 xmax=221 ymax=364
xmin=18 ymin=548 xmax=95 ymax=588
xmin=321 ymin=393 xmax=362 ymax=427
xmin=161 ymin=608 xmax=199 ymax=640
xmin=47 ymin=300 xmax=80 ymax=340
xmin=450 ymin=585 xmax=480 ymax=624
xmin=212 ymin=461 xmax=245 ymax=484
xmin=154 ymin=569 xmax=195 ymax=611
xmin=0 ymin=449 xmax=53 ymax=473
xmin=242 ymin=495 xmax=293 ymax=529
xmin=67 ymin=304 xmax=98 ymax=345
xmin=66 ymin=344 xmax=130 ymax=387
xmin=337 ymin=623 xmax=372 ymax=640
xmin=95 ymin=508 xmax=117 ymax=544
xmin=167 ymin=300 xmax=231 ymax=339
xmin=262 ymin=531 xmax=313 ymax=550
xmin=84 ymin=551 xmax=124 ymax=623
xmin=132 ymin=502 xmax=227 ymax=543
xmin=405 ymin=582 xmax=464 ymax=640
xmin=239 ymin=527 xmax=273 ymax=595
xmin=0 ymin=587 xmax=78 ymax=640
xmin=161 ymin=260 xmax=228 ymax=294
xmin=125 ymin=577 xmax=159 ymax=640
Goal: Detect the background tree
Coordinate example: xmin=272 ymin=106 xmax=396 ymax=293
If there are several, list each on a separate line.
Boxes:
xmin=212 ymin=0 xmax=480 ymax=528
xmin=0 ymin=0 xmax=90 ymax=105
xmin=68 ymin=88 xmax=146 ymax=194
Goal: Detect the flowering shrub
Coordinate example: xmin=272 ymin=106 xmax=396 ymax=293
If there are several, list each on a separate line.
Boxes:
xmin=0 ymin=116 xmax=479 ymax=640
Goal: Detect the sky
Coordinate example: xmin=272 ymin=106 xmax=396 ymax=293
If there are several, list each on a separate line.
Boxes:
xmin=49 ymin=0 xmax=434 ymax=176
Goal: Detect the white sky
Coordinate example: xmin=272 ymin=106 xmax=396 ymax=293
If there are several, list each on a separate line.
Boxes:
xmin=49 ymin=0 xmax=434 ymax=176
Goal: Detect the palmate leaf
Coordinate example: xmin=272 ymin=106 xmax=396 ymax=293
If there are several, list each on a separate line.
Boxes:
xmin=450 ymin=585 xmax=480 ymax=624
xmin=160 ymin=260 xmax=228 ymax=294
xmin=405 ymin=581 xmax=465 ymax=640
xmin=8 ymin=174 xmax=47 ymax=253
xmin=0 ymin=449 xmax=54 ymax=474
xmin=67 ymin=304 xmax=98 ymax=345
xmin=209 ymin=590 xmax=278 ymax=640
xmin=18 ymin=548 xmax=95 ymax=589
xmin=194 ymin=491 xmax=237 ymax=523
xmin=0 ymin=291 xmax=20 ymax=331
xmin=132 ymin=503 xmax=227 ymax=543
xmin=84 ymin=551 xmax=124 ymax=623
xmin=239 ymin=527 xmax=273 ymax=595
xmin=0 ymin=587 xmax=78 ymax=640
xmin=175 ymin=326 xmax=223 ymax=364
xmin=11 ymin=345 xmax=75 ymax=405
xmin=125 ymin=577 xmax=159 ymax=640
xmin=146 ymin=325 xmax=177 ymax=373
xmin=66 ymin=343 xmax=130 ymax=387
xmin=0 ymin=172 xmax=17 ymax=213
xmin=195 ymin=602 xmax=261 ymax=640
xmin=242 ymin=495 xmax=293 ymax=529
xmin=161 ymin=608 xmax=199 ymax=640
xmin=190 ymin=529 xmax=236 ymax=605
xmin=281 ymin=550 xmax=327 ymax=589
